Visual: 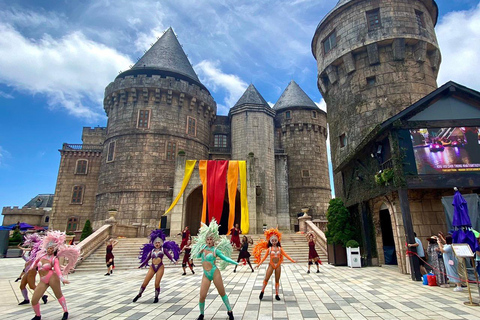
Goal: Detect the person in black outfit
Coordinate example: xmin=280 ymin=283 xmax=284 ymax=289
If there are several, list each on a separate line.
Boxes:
xmin=233 ymin=236 xmax=254 ymax=273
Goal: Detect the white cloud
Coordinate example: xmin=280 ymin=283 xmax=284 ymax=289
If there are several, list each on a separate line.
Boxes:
xmin=0 ymin=23 xmax=133 ymax=121
xmin=195 ymin=60 xmax=248 ymax=115
xmin=0 ymin=90 xmax=14 ymax=99
xmin=316 ymin=98 xmax=327 ymax=112
xmin=436 ymin=4 xmax=480 ymax=90
xmin=0 ymin=145 xmax=11 ymax=167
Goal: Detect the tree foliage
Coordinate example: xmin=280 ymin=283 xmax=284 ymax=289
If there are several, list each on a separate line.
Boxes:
xmin=325 ymin=198 xmax=356 ymax=247
xmin=80 ymin=219 xmax=93 ymax=241
xmin=9 ymin=228 xmax=23 ymax=246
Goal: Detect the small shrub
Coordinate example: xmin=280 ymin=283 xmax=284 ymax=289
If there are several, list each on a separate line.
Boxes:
xmin=80 ymin=219 xmax=93 ymax=241
xmin=346 ymin=240 xmax=360 ymax=248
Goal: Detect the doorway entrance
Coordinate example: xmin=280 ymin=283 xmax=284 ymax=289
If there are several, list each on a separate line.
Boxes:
xmin=380 ymin=209 xmax=397 ymax=265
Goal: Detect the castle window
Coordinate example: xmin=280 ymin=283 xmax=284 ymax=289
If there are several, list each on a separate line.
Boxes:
xmin=415 ymin=10 xmax=425 ymax=29
xmin=339 ymin=133 xmax=347 ymax=148
xmin=302 ymin=170 xmax=310 ymax=178
xmin=45 ymin=216 xmax=49 ymax=223
xmin=187 ymin=116 xmax=197 ymax=136
xmin=214 ymin=135 xmax=227 ymax=148
xmin=75 ymin=159 xmax=88 ymax=174
xmin=137 ymin=109 xmax=150 ymax=128
xmin=166 ymin=141 xmax=177 ymax=160
xmin=323 ymin=31 xmax=336 ymax=54
xmin=366 ymin=76 xmax=376 ymax=86
xmin=321 ymin=74 xmax=330 ymax=87
xmin=312 ymin=111 xmax=317 ymax=119
xmin=366 ymin=9 xmax=381 ymax=31
xmin=285 ymin=111 xmax=291 ymax=119
xmin=71 ymin=186 xmax=84 ymax=204
xmin=107 ymin=141 xmax=115 ymax=162
xmin=66 ymin=217 xmax=78 ymax=232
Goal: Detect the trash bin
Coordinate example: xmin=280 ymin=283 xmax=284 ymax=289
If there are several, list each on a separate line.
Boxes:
xmin=347 ymin=247 xmax=362 ymax=268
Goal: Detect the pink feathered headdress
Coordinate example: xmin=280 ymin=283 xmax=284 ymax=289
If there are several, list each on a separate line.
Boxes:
xmin=42 ymin=230 xmax=66 ymax=251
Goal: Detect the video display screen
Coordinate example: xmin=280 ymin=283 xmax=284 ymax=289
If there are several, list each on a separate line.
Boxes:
xmin=410 ymin=127 xmax=480 ymax=174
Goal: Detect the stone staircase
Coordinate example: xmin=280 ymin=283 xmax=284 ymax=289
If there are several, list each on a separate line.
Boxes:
xmin=74 ymin=233 xmax=327 ymax=273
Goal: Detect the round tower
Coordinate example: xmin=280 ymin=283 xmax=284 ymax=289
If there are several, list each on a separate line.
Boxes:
xmin=274 ymin=81 xmax=331 ymax=226
xmin=93 ymin=28 xmax=216 ymax=229
xmin=229 ymin=84 xmax=276 ymax=232
xmin=312 ymin=0 xmax=440 ymax=193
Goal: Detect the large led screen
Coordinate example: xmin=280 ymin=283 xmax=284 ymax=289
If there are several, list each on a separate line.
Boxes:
xmin=410 ymin=127 xmax=480 ymax=174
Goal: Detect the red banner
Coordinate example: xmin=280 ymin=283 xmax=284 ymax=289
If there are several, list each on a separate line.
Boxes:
xmin=207 ymin=160 xmax=228 ymax=223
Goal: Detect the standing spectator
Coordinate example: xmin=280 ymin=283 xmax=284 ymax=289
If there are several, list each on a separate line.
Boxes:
xmin=408 ymin=232 xmax=427 ymax=275
xmin=229 ymin=223 xmax=241 ymax=250
xmin=426 ymin=235 xmax=448 ymax=287
xmin=438 ymin=234 xmax=463 ymax=292
xmin=180 ymin=226 xmax=190 ymax=250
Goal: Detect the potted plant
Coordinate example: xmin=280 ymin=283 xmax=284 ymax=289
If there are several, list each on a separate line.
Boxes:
xmin=381 ymin=168 xmax=394 ymax=186
xmin=80 ymin=219 xmax=93 ymax=241
xmin=346 ymin=240 xmax=361 ymax=268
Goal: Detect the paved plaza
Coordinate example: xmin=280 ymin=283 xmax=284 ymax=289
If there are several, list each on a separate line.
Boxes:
xmin=1 ymin=258 xmax=479 ymax=320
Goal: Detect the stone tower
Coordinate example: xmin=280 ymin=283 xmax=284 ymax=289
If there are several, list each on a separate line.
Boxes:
xmin=312 ymin=0 xmax=441 ymax=194
xmin=273 ymin=81 xmax=331 ymax=224
xmin=93 ymin=28 xmax=216 ymax=229
xmin=229 ymin=84 xmax=276 ymax=231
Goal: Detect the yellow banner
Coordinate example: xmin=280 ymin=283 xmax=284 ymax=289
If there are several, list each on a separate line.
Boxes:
xmin=239 ymin=161 xmax=249 ymax=234
xmin=162 ymin=160 xmax=197 ymax=217
xmin=199 ymin=160 xmax=208 ymax=224
xmin=227 ymin=161 xmax=239 ymax=235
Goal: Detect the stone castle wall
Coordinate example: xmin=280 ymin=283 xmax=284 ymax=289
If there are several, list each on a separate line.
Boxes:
xmin=50 ymin=150 xmax=102 ymax=231
xmin=82 ymin=127 xmax=106 ymax=145
xmin=312 ymin=0 xmax=441 ymax=194
xmin=276 ymin=109 xmax=331 ymax=224
xmin=93 ymin=75 xmax=215 ymax=229
xmin=2 ymin=207 xmax=50 ymax=227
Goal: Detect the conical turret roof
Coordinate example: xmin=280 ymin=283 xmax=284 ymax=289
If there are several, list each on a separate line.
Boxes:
xmin=117 ymin=28 xmax=205 ymax=90
xmin=233 ymin=84 xmax=270 ymax=108
xmin=273 ymin=80 xmax=319 ymax=111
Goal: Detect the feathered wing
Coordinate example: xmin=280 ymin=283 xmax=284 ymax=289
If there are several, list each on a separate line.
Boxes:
xmin=252 ymin=240 xmax=269 ymax=264
xmin=216 ymin=236 xmax=233 ymax=270
xmin=163 ymin=240 xmax=180 ymax=261
xmin=24 ymin=240 xmax=43 ymax=273
xmin=138 ymin=243 xmax=154 ymax=267
xmin=57 ymin=246 xmax=81 ymax=276
xmin=191 ymin=222 xmax=210 ymax=259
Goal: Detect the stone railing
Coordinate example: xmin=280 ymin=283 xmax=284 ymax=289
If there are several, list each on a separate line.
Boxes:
xmin=305 ymin=220 xmax=328 ymax=256
xmin=75 ymin=224 xmax=112 ymax=267
xmin=62 ymin=143 xmax=103 ymax=152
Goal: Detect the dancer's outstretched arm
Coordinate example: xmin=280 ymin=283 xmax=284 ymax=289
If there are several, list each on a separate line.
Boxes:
xmin=281 ymin=248 xmax=296 ymax=263
xmin=215 ymin=250 xmax=238 ymax=265
xmin=54 ymin=257 xmax=69 ymax=284
xmin=163 ymin=249 xmax=176 ymax=264
xmin=256 ymin=249 xmax=269 ymax=268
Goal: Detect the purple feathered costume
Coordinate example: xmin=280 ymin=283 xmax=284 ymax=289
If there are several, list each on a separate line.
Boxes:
xmin=133 ymin=229 xmax=180 ymax=303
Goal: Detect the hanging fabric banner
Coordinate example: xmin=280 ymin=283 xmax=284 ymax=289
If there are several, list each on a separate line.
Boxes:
xmin=162 ymin=160 xmax=197 ymax=217
xmin=207 ymin=160 xmax=228 ymax=223
xmin=239 ymin=161 xmax=249 ymax=234
xmin=199 ymin=160 xmax=208 ymax=224
xmin=226 ymin=161 xmax=239 ymax=235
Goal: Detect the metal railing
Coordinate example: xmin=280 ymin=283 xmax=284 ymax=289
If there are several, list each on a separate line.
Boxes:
xmin=380 ymin=158 xmax=393 ymax=170
xmin=62 ymin=143 xmax=103 ymax=152
xmin=209 ymin=147 xmax=231 ymax=153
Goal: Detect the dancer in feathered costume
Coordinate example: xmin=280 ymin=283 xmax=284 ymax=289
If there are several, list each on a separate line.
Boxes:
xmin=306 ymin=232 xmax=321 ymax=273
xmin=191 ymin=219 xmax=238 ymax=320
xmin=17 ymin=233 xmax=48 ymax=306
xmin=253 ymin=228 xmax=296 ymax=301
xmin=30 ymin=230 xmax=80 ymax=320
xmin=133 ymin=229 xmax=180 ymax=303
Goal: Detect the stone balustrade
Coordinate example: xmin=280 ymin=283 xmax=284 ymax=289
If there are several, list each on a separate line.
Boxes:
xmin=75 ymin=224 xmax=112 ymax=267
xmin=305 ymin=220 xmax=328 ymax=256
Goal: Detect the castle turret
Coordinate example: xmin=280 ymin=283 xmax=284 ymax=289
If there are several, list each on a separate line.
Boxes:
xmin=312 ymin=0 xmax=441 ymax=195
xmin=93 ymin=27 xmax=216 ymax=229
xmin=274 ymin=81 xmax=330 ymax=224
xmin=229 ymin=84 xmax=276 ymax=232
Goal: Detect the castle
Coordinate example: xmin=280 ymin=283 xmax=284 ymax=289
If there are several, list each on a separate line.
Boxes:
xmin=45 ymin=27 xmax=331 ymax=236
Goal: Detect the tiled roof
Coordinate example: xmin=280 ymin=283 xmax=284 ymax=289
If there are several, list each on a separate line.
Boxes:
xmin=233 ymin=84 xmax=269 ymax=108
xmin=24 ymin=194 xmax=54 ymax=208
xmin=273 ymin=80 xmax=319 ymax=111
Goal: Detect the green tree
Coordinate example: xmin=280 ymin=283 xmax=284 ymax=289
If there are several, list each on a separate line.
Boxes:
xmin=325 ymin=198 xmax=356 ymax=247
xmin=9 ymin=228 xmax=23 ymax=246
xmin=80 ymin=219 xmax=93 ymax=241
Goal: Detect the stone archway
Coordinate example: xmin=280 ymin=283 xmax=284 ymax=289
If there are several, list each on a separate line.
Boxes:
xmin=185 ymin=186 xmax=241 ymax=236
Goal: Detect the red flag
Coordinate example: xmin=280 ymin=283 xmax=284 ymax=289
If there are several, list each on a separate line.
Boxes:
xmin=207 ymin=160 xmax=228 ymax=223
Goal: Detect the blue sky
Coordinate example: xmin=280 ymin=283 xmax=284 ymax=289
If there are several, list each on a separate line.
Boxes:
xmin=1 ymin=0 xmax=480 ymax=225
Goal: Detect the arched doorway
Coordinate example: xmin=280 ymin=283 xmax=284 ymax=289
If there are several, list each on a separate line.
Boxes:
xmin=380 ymin=208 xmax=397 ymax=265
xmin=185 ymin=186 xmax=241 ymax=235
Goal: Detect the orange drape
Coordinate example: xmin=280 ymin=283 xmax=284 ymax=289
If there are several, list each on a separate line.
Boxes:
xmin=226 ymin=161 xmax=239 ymax=235
xmin=199 ymin=160 xmax=208 ymax=224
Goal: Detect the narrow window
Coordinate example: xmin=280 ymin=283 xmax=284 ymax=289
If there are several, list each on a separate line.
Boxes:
xmin=214 ymin=135 xmax=227 ymax=148
xmin=323 ymin=31 xmax=337 ymax=54
xmin=166 ymin=141 xmax=177 ymax=160
xmin=302 ymin=170 xmax=310 ymax=178
xmin=321 ymin=74 xmax=330 ymax=87
xmin=415 ymin=10 xmax=425 ymax=29
xmin=366 ymin=76 xmax=376 ymax=86
xmin=339 ymin=134 xmax=347 ymax=148
xmin=107 ymin=141 xmax=115 ymax=162
xmin=75 ymin=159 xmax=88 ymax=174
xmin=71 ymin=186 xmax=83 ymax=204
xmin=45 ymin=216 xmax=50 ymax=223
xmin=66 ymin=217 xmax=78 ymax=232
xmin=312 ymin=111 xmax=317 ymax=119
xmin=187 ymin=116 xmax=197 ymax=136
xmin=137 ymin=109 xmax=150 ymax=128
xmin=366 ymin=9 xmax=381 ymax=31
xmin=285 ymin=111 xmax=291 ymax=119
